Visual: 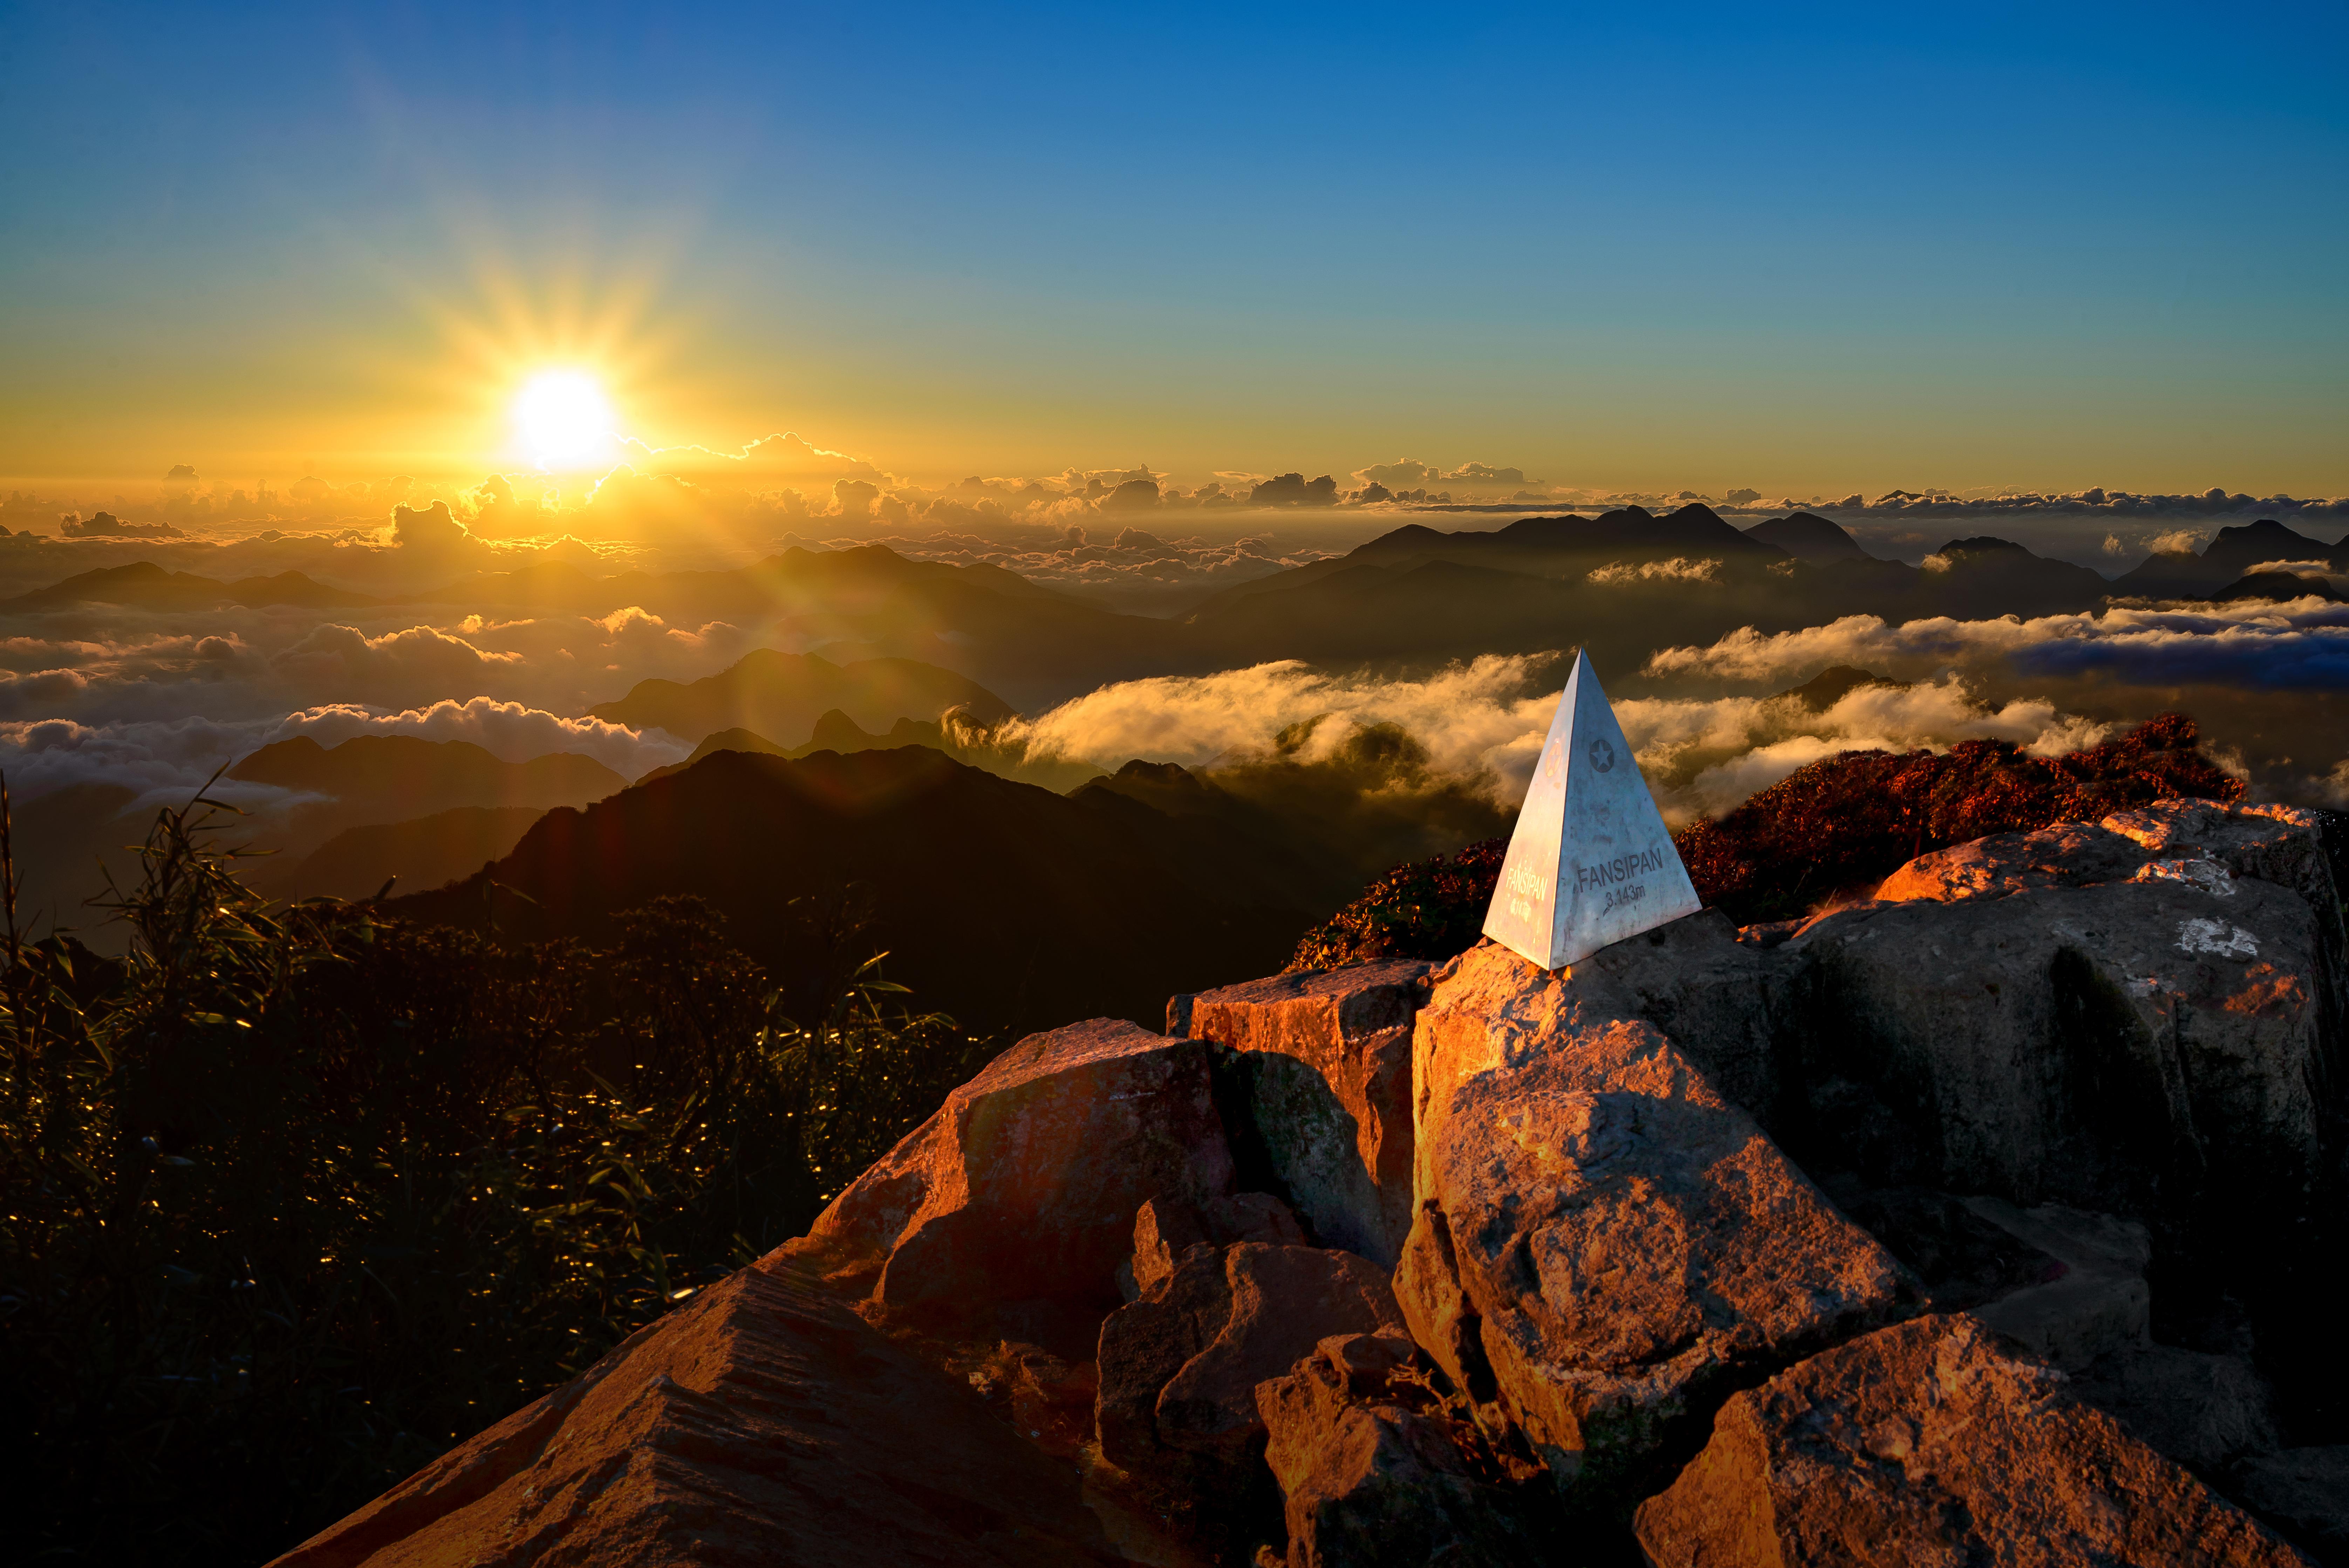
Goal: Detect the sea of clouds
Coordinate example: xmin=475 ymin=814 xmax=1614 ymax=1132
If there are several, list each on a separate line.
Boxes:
xmin=992 ymin=655 xmax=2123 ymax=826
xmin=1645 ymin=598 xmax=2349 ymax=691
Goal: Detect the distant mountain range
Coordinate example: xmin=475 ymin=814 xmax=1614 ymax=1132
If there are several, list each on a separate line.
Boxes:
xmin=9 ymin=735 xmax=628 ymax=933
xmin=2105 ymin=517 xmax=2347 ymax=598
xmin=410 ymin=546 xmax=1197 ymax=711
xmin=634 ymin=707 xmax=1105 ymax=792
xmin=227 ymin=734 xmax=622 ymax=833
xmin=1 ymin=561 xmax=377 ymax=611
xmin=588 ymin=648 xmax=1014 ymax=745
xmin=1174 ymin=504 xmax=2146 ymax=676
xmin=387 ymin=746 xmax=1353 ymax=1035
xmin=12 ymin=512 xmax=2340 ymax=718
xmin=255 ymin=805 xmax=547 ymax=903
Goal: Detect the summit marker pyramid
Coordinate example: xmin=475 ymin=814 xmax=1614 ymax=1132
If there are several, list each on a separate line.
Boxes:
xmin=1483 ymin=650 xmax=1702 ymax=969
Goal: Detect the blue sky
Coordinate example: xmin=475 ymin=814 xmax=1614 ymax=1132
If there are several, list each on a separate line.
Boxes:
xmin=2 ymin=1 xmax=2343 ymax=493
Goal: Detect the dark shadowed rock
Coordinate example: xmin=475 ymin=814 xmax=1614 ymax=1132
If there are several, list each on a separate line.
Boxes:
xmin=2081 ymin=1343 xmax=2279 ymax=1473
xmin=1792 ymin=855 xmax=2329 ymax=1223
xmin=1256 ymin=1332 xmax=1540 ymax=1567
xmin=1634 ymin=1314 xmax=2309 ymax=1567
xmin=1127 ymin=1193 xmax=1305 ymax=1299
xmin=1570 ymin=908 xmax=1798 ymax=1132
xmin=1829 ymin=1180 xmax=2281 ymax=1475
xmin=2235 ymin=1448 xmax=2349 ymax=1555
xmin=266 ymin=1246 xmax=1140 ymax=1568
xmin=1156 ymin=1244 xmax=1404 ymax=1468
xmin=1096 ymin=1243 xmax=1239 ymax=1481
xmin=815 ymin=1018 xmax=1234 ymax=1350
xmin=1176 ymin=960 xmax=1430 ymax=1264
xmin=1959 ymin=1197 xmax=2151 ymax=1371
xmin=1819 ymin=1182 xmax=2067 ymax=1311
xmin=1095 ymin=1243 xmax=1403 ymax=1557
xmin=1396 ymin=941 xmax=1910 ymax=1501
xmin=1098 ymin=1243 xmax=1404 ymax=1476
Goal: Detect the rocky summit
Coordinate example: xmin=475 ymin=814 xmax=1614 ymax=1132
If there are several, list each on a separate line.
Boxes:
xmin=272 ymin=800 xmax=2348 ymax=1566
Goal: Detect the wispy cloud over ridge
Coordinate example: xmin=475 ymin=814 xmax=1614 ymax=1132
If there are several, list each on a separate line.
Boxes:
xmin=0 ymin=698 xmax=684 ymax=816
xmin=1646 ymin=600 xmax=2349 ymax=690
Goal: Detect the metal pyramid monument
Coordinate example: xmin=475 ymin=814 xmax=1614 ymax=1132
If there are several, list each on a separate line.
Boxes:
xmin=1482 ymin=650 xmax=1702 ymax=969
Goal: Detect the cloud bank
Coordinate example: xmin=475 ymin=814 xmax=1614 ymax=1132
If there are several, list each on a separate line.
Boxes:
xmin=992 ymin=655 xmax=2115 ymax=826
xmin=1646 ymin=599 xmax=2349 ymax=690
xmin=0 ymin=698 xmax=684 ymax=819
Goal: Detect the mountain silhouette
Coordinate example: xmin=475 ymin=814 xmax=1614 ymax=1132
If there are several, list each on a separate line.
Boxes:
xmin=1742 ymin=511 xmax=1871 ymax=561
xmin=2210 ymin=570 xmax=2342 ymax=603
xmin=386 ymin=745 xmax=1341 ymax=1036
xmin=227 ymin=735 xmax=623 ymax=859
xmin=634 ymin=705 xmax=1112 ymax=795
xmin=248 ymin=804 xmax=548 ymax=902
xmin=635 ymin=726 xmax=795 ymax=783
xmin=4 ymin=781 xmax=145 ymax=936
xmin=1179 ymin=515 xmax=2123 ymax=674
xmin=1276 ymin=505 xmax=1788 ymax=588
xmin=2107 ymin=518 xmax=2337 ymax=598
xmin=588 ymin=649 xmax=1014 ymax=745
xmin=407 ymin=545 xmax=1199 ymax=709
xmin=1771 ymin=665 xmax=1912 ymax=710
xmin=4 ymin=561 xmax=375 ymax=611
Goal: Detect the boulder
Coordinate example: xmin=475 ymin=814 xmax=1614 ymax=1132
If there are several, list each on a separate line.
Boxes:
xmin=1569 ymin=907 xmax=1800 ymax=1134
xmin=814 ymin=1018 xmax=1234 ymax=1348
xmin=1095 ymin=1242 xmax=1238 ymax=1479
xmin=1959 ymin=1197 xmax=2151 ymax=1371
xmin=1827 ymin=1179 xmax=2281 ymax=1474
xmin=1157 ymin=1244 xmax=1406 ymax=1467
xmin=1789 ymin=861 xmax=2328 ymax=1223
xmin=266 ymin=1245 xmax=1142 ymax=1568
xmin=2079 ymin=1343 xmax=2279 ymax=1473
xmin=1634 ymin=1314 xmax=2310 ymax=1568
xmin=1873 ymin=801 xmax=2339 ymax=942
xmin=1176 ymin=961 xmax=1428 ymax=1265
xmin=1127 ymin=1192 xmax=1304 ymax=1299
xmin=1256 ymin=1333 xmax=1539 ymax=1567
xmin=2234 ymin=1447 xmax=2349 ymax=1554
xmin=1819 ymin=1181 xmax=2073 ymax=1311
xmin=1874 ymin=820 xmax=2163 ymax=902
xmin=2101 ymin=801 xmax=2341 ymax=934
xmin=1098 ymin=1242 xmax=1405 ymax=1476
xmin=1397 ymin=940 xmax=1911 ymax=1500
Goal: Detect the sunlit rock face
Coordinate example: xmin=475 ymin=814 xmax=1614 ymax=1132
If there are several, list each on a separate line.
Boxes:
xmin=265 ymin=1248 xmax=1142 ymax=1568
xmin=1396 ymin=940 xmax=1912 ymax=1502
xmin=1174 ymin=959 xmax=1429 ymax=1266
xmin=812 ymin=1017 xmax=1237 ymax=1350
xmin=1636 ymin=1315 xmax=2307 ymax=1568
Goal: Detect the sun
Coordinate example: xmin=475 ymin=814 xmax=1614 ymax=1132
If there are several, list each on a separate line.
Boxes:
xmin=513 ymin=370 xmax=614 ymax=471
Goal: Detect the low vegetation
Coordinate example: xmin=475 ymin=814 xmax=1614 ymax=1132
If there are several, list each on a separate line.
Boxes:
xmin=1 ymin=791 xmax=990 ymax=1565
xmin=1291 ymin=713 xmax=2252 ymax=965
xmin=1677 ymin=712 xmax=2246 ymax=924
